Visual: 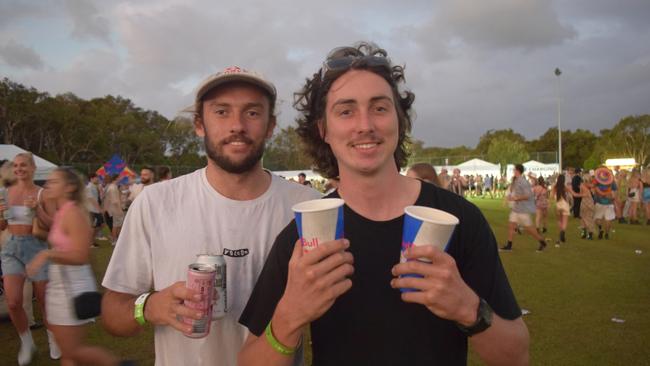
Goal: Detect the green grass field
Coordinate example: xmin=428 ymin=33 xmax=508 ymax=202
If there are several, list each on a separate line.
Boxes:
xmin=1 ymin=198 xmax=649 ymax=365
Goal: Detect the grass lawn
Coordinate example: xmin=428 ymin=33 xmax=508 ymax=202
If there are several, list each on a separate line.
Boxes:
xmin=1 ymin=198 xmax=649 ymax=365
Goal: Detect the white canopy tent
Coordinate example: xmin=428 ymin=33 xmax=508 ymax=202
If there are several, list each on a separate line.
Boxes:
xmin=455 ymin=158 xmax=501 ymax=177
xmin=0 ymin=144 xmax=58 ymax=181
xmin=271 ymin=169 xmax=324 ymax=182
xmin=505 ymin=160 xmax=559 ymax=178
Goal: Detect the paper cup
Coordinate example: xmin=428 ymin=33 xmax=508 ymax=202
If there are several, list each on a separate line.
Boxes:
xmin=292 ymin=198 xmax=344 ymax=253
xmin=400 ymin=206 xmax=459 ymax=292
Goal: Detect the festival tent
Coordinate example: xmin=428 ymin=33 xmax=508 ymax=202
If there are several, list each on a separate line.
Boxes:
xmin=0 ymin=144 xmax=58 ymax=181
xmin=96 ymin=154 xmax=136 ymax=185
xmin=506 ymin=160 xmax=559 ymax=178
xmin=456 ymin=158 xmax=501 ymax=177
xmin=272 ymin=169 xmax=324 ymax=182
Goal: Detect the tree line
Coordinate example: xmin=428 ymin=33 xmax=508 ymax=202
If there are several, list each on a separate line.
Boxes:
xmin=1 ymin=77 xmax=648 ymax=173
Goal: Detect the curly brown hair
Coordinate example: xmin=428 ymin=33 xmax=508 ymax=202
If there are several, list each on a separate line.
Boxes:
xmin=294 ymin=42 xmax=415 ymax=179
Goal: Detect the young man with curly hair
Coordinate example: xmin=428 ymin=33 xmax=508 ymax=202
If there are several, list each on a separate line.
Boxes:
xmin=239 ymin=43 xmax=529 ymax=366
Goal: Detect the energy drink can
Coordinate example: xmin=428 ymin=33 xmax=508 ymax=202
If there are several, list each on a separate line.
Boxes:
xmin=196 ymin=254 xmax=227 ymax=320
xmin=0 ymin=188 xmax=12 ymax=220
xmin=183 ymin=263 xmax=216 ymax=338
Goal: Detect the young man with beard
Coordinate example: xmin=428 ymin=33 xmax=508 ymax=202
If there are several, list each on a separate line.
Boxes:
xmin=239 ymin=43 xmax=529 ymax=366
xmin=128 ymin=166 xmax=155 ymax=204
xmin=101 ymin=66 xmax=320 ymax=366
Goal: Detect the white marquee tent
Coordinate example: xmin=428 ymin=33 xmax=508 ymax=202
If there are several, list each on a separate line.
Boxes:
xmin=455 ymin=158 xmax=501 ymax=177
xmin=505 ymin=160 xmax=559 ymax=178
xmin=0 ymin=144 xmax=58 ymax=181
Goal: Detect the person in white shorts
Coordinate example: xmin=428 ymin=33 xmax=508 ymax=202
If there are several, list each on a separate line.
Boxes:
xmin=593 ymin=167 xmax=617 ymax=240
xmin=100 ymin=66 xmax=320 ymax=366
xmin=501 ymin=164 xmax=548 ymax=252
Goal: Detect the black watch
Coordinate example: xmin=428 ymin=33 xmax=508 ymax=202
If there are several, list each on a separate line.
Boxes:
xmin=456 ymin=298 xmax=493 ymax=337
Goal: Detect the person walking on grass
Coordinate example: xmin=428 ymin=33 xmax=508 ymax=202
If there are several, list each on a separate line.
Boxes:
xmin=551 ymin=175 xmax=571 ymax=245
xmin=501 ymin=164 xmax=548 ymax=252
xmin=642 ymin=168 xmax=650 ymax=225
xmin=627 ymin=170 xmax=643 ymax=225
xmin=27 ymin=167 xmax=129 ymax=366
xmin=571 ymin=173 xmax=596 ymax=240
xmin=614 ymin=170 xmax=628 ymax=223
xmin=532 ymin=176 xmax=548 ymax=234
xmin=0 ymin=153 xmax=60 ymax=364
xmin=593 ymin=167 xmax=617 ymax=240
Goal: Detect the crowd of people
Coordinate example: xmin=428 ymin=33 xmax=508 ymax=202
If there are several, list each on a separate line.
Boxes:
xmin=1 ymin=40 xmax=648 ymax=366
xmin=407 ymin=163 xmax=650 ymax=251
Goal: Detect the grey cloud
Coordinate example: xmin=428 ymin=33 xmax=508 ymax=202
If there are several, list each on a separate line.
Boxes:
xmin=65 ymin=0 xmax=112 ymax=44
xmin=558 ymin=0 xmax=650 ymax=31
xmin=0 ymin=40 xmax=44 ymax=69
xmin=434 ymin=0 xmax=576 ymax=50
xmin=0 ymin=1 xmax=47 ymax=29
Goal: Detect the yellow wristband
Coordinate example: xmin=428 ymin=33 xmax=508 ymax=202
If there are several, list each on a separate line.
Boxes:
xmin=264 ymin=321 xmax=297 ymax=356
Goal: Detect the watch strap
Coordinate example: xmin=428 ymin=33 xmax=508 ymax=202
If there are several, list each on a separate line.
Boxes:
xmin=456 ymin=297 xmax=493 ymax=337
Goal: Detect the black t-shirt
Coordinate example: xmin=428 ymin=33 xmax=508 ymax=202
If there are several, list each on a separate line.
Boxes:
xmin=572 ymin=175 xmax=582 ymax=193
xmin=240 ymin=182 xmax=521 ymax=366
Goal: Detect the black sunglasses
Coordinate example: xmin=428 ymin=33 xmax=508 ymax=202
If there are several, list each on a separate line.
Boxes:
xmin=321 ymin=46 xmax=391 ymax=78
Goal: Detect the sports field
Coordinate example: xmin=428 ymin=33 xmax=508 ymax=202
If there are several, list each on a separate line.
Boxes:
xmin=1 ymin=197 xmax=648 ymax=365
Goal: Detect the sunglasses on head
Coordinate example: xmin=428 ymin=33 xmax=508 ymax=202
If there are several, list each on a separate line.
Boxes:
xmin=321 ymin=46 xmax=391 ymax=78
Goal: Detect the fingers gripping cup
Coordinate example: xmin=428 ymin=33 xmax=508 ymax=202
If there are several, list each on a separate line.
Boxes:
xmin=400 ymin=206 xmax=459 ymax=292
xmin=292 ymin=198 xmax=345 ymax=253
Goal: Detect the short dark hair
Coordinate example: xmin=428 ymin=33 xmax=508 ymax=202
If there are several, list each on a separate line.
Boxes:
xmin=89 ymin=172 xmax=97 ymax=179
xmin=515 ymin=164 xmax=525 ymax=174
xmin=157 ymin=166 xmax=172 ymax=179
xmin=298 ymin=172 xmax=306 ymax=178
xmin=294 ymin=42 xmax=415 ymax=179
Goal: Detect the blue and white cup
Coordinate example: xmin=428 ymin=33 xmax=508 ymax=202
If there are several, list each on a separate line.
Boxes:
xmin=292 ymin=198 xmax=345 ymax=253
xmin=400 ymin=206 xmax=459 ymax=292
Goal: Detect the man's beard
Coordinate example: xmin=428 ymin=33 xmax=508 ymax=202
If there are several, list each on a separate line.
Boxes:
xmin=141 ymin=177 xmax=151 ymax=184
xmin=205 ymin=133 xmax=265 ymax=174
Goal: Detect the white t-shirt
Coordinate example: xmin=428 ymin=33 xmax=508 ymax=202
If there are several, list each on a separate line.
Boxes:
xmin=102 ymin=168 xmax=321 ymax=366
xmin=129 ymin=183 xmax=145 ymax=202
xmin=85 ymin=182 xmax=100 ymax=213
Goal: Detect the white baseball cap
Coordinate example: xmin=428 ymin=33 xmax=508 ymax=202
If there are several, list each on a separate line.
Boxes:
xmin=183 ymin=66 xmax=277 ymax=113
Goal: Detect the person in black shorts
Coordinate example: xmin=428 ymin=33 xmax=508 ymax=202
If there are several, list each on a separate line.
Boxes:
xmin=238 ymin=42 xmax=529 ymax=366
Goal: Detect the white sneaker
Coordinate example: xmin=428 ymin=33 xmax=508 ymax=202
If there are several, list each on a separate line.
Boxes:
xmin=48 ymin=330 xmax=62 ymax=360
xmin=17 ymin=341 xmax=36 ymax=366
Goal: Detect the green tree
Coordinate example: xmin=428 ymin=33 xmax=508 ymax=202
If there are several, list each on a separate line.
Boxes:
xmin=263 ymin=126 xmax=312 ymax=170
xmin=475 ymin=129 xmax=526 ymax=155
xmin=487 ymin=136 xmax=530 ymax=174
xmin=599 ymin=115 xmax=650 ymax=167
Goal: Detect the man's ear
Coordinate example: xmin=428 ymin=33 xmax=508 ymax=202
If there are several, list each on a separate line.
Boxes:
xmin=194 ymin=115 xmax=205 ymax=137
xmin=318 ymin=119 xmax=328 ymax=143
xmin=266 ymin=115 xmax=277 ymax=140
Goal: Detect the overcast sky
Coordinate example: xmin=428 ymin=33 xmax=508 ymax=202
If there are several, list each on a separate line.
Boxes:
xmin=1 ymin=0 xmax=649 ymax=148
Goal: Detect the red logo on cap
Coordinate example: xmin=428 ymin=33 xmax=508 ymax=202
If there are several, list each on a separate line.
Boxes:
xmin=223 ymin=66 xmax=244 ymax=74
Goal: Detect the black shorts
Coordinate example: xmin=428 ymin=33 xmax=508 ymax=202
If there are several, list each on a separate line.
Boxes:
xmin=91 ymin=213 xmax=104 ymax=228
xmin=104 ymin=213 xmax=113 ymax=231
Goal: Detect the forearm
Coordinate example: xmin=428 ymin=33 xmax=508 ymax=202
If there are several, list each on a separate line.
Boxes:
xmin=239 ymin=299 xmax=304 ymax=366
xmin=101 ymin=290 xmax=144 ymax=337
xmin=469 ymin=315 xmax=529 ymax=366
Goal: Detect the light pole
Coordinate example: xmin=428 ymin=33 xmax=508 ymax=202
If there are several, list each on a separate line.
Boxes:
xmin=555 ymin=67 xmax=562 ymax=173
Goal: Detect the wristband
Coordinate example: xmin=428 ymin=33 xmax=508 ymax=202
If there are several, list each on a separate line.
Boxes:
xmin=134 ymin=292 xmax=154 ymax=326
xmin=264 ymin=321 xmax=297 ymax=356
